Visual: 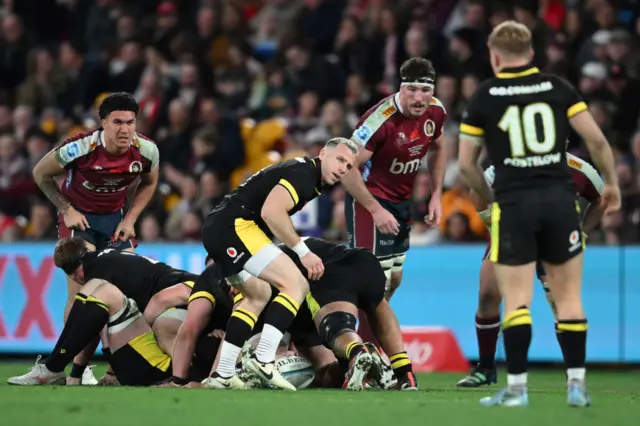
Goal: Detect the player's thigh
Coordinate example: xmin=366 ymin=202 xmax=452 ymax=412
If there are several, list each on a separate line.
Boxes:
xmin=490 ymin=198 xmax=537 ymax=266
xmin=85 ymin=210 xmax=136 ymax=251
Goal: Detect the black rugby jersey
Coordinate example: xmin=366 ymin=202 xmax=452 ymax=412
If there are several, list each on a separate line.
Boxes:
xmin=187 ymin=265 xmax=234 ymax=333
xmin=460 ymin=65 xmax=586 ymax=196
xmin=82 ymin=249 xmax=192 ymax=310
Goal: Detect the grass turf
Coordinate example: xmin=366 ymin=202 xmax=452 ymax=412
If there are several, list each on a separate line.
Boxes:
xmin=0 ymin=363 xmax=638 ymax=426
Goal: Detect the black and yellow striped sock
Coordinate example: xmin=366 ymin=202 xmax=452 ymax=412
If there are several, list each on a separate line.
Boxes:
xmin=501 ymin=306 xmax=532 ymax=375
xmin=345 ymin=341 xmax=366 ymax=360
xmin=224 ymin=308 xmax=258 ymax=347
xmin=255 ymin=293 xmax=300 ymax=363
xmin=45 ymin=295 xmax=109 ymax=373
xmin=389 ymin=351 xmax=413 ymax=377
xmin=556 ymin=319 xmax=588 ymax=369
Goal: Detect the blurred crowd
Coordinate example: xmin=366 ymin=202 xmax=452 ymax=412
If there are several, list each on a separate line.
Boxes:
xmin=0 ymin=0 xmax=639 ymax=245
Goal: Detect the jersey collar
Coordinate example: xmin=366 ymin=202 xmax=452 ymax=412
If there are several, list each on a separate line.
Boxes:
xmin=310 ymin=157 xmax=323 ymax=193
xmin=393 ymin=92 xmax=404 ymax=114
xmin=496 ymin=65 xmax=539 ymax=79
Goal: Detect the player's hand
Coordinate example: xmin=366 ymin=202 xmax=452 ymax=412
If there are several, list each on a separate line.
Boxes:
xmin=425 ymin=196 xmax=442 ymax=228
xmin=113 ymin=218 xmax=136 ymax=242
xmin=208 ymin=329 xmax=225 ymax=339
xmin=372 ymin=207 xmax=400 ymax=235
xmin=63 ymin=207 xmax=90 ymax=231
xmin=301 ymin=251 xmax=324 ymax=281
xmin=600 ymin=184 xmax=622 ymax=215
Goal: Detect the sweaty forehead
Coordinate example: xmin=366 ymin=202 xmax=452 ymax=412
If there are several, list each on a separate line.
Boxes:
xmin=106 ymin=111 xmax=136 ymax=121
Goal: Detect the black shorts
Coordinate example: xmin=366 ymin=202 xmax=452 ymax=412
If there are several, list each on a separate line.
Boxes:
xmin=202 ymin=208 xmax=275 ymax=277
xmin=345 ymin=194 xmax=410 ymax=261
xmin=490 ymin=187 xmax=584 ymax=266
xmin=308 ymin=250 xmax=386 ymax=316
xmin=484 ymin=242 xmax=547 ymax=279
xmin=109 ymin=332 xmax=171 ymax=386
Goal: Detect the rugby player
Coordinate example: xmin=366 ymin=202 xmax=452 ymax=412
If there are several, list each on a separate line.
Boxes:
xmin=457 ymin=153 xmax=605 ymax=387
xmin=234 ymin=238 xmax=418 ymax=391
xmin=343 ymin=58 xmax=447 ymax=345
xmin=458 ymin=21 xmax=620 ymax=407
xmin=32 ymin=92 xmax=159 ymax=383
xmin=202 ymin=137 xmax=357 ymax=390
xmin=7 ymin=278 xmax=174 ymax=387
xmin=8 ymin=237 xmax=196 ymax=385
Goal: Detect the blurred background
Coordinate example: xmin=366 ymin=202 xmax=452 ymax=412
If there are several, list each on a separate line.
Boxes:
xmin=0 ymin=0 xmax=638 ymax=246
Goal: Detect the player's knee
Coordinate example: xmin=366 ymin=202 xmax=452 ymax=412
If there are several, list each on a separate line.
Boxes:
xmin=107 ymin=297 xmax=142 ymax=333
xmin=318 ymin=311 xmax=357 ymax=349
xmin=478 ymin=292 xmax=501 ymax=316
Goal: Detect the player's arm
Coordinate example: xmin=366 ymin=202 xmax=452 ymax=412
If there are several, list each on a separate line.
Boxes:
xmin=143 ymin=283 xmax=191 ymax=325
xmin=579 ymin=163 xmax=606 ymax=234
xmin=340 ymin=148 xmax=383 ymax=213
xmin=569 ymin=114 xmax=617 ymax=187
xmin=171 ymin=296 xmax=214 ymax=383
xmin=32 ymin=151 xmax=73 ymax=214
xmin=125 ymin=164 xmax=159 ymax=226
xmin=458 ymin=90 xmax=493 ymax=202
xmin=426 ymin=135 xmax=446 ymax=197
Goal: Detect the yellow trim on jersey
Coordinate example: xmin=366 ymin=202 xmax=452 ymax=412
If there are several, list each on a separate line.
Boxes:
xmin=278 ymin=179 xmax=299 ymax=205
xmin=233 ymin=293 xmax=244 ymax=305
xmin=567 ymin=101 xmax=588 ymax=118
xmin=182 ymin=280 xmax=195 ymax=288
xmin=305 ymin=293 xmax=321 ymax=319
xmin=459 ymin=123 xmax=485 ymax=136
xmin=188 ymin=291 xmax=216 ymax=306
xmin=128 ymin=332 xmax=171 ymax=372
xmin=234 ymin=219 xmax=272 ymax=255
xmin=496 ymin=67 xmax=540 ymax=79
xmin=489 ymin=203 xmax=501 ymax=263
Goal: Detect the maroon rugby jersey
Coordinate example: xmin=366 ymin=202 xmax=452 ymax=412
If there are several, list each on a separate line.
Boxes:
xmin=351 ymin=94 xmax=447 ymax=203
xmin=54 ymin=129 xmax=159 ymax=214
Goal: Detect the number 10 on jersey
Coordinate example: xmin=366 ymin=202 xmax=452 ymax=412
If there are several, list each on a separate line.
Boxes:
xmin=498 ymin=102 xmax=556 ymax=157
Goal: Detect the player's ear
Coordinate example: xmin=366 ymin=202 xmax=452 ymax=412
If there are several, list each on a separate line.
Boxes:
xmin=318 ymin=147 xmax=327 ymax=160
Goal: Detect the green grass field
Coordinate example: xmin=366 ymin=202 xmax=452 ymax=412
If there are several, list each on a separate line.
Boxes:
xmin=0 ymin=363 xmax=638 ymax=426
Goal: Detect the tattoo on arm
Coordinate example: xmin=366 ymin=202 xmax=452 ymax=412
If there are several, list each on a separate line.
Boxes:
xmin=38 ymin=178 xmax=71 ymax=214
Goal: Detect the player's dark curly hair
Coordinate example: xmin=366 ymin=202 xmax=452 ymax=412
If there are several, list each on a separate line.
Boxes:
xmin=54 ymin=237 xmax=89 ymax=275
xmin=400 ymin=58 xmax=436 ymax=82
xmin=98 ymin=92 xmax=139 ymax=120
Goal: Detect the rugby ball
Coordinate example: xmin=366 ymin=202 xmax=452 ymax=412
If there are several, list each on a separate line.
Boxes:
xmin=275 ymin=355 xmax=315 ymax=389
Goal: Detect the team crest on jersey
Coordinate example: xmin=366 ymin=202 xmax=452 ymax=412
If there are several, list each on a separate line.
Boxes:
xmin=395 ymin=132 xmax=408 ymax=146
xmin=226 ymin=247 xmax=237 ymax=258
xmin=424 ymin=119 xmax=435 ymax=137
xmin=129 ymin=161 xmax=142 ymax=173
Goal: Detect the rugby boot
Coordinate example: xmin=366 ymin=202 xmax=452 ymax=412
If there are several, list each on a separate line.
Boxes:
xmin=364 ymin=342 xmax=397 ymax=389
xmin=567 ymin=380 xmax=591 ymax=407
xmin=456 ymin=364 xmax=497 ymax=387
xmin=246 ymin=354 xmax=296 ymax=391
xmin=82 ymin=365 xmax=99 ymax=385
xmin=203 ymin=372 xmax=246 ymax=389
xmin=396 ymin=371 xmax=418 ymax=390
xmin=343 ymin=350 xmax=373 ymax=391
xmin=7 ymin=355 xmax=66 ymax=386
xmin=480 ymin=386 xmax=529 ymax=407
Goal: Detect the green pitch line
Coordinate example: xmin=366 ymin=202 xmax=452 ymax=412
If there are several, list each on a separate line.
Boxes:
xmin=0 ymin=363 xmax=637 ymax=426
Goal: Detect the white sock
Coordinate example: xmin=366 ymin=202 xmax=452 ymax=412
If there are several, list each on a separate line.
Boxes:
xmin=215 ymin=341 xmax=242 ymax=378
xmin=255 ymin=324 xmax=283 ymax=364
xmin=567 ymin=367 xmax=586 ymax=382
xmin=507 ymin=373 xmax=528 ymax=387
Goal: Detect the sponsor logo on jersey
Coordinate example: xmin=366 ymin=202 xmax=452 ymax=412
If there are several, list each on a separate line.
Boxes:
xmin=409 ymin=129 xmax=420 ymax=141
xmin=569 ymin=230 xmax=581 ymax=252
xmin=60 ymin=142 xmax=80 ymax=163
xmin=408 ymin=145 xmax=423 ymax=157
xmin=382 ymin=105 xmax=396 ymax=118
xmin=226 ymin=247 xmax=237 ymax=258
xmin=390 ymin=158 xmax=421 ymax=175
xmin=395 ymin=132 xmax=408 ymax=146
xmin=568 ymin=158 xmax=582 ymax=170
xmin=129 ymin=161 xmax=143 ymax=173
xmin=353 ymin=125 xmax=373 ymax=144
xmin=424 ymin=119 xmax=435 ymax=137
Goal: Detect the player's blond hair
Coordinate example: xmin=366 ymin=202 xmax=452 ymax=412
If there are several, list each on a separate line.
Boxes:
xmin=325 ymin=137 xmax=359 ymax=155
xmin=487 ymin=20 xmax=532 ymax=57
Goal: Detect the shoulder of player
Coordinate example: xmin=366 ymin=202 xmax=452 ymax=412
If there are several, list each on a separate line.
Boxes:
xmin=131 ymin=132 xmax=159 ymax=162
xmin=352 ymin=95 xmax=397 ymax=145
xmin=427 ymin=96 xmax=447 ymax=115
xmin=567 ymin=154 xmax=604 ymax=192
xmin=55 ymin=129 xmax=101 ymax=161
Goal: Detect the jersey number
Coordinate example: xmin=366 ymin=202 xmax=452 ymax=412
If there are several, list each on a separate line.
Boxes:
xmin=498 ymin=103 xmax=556 ymax=156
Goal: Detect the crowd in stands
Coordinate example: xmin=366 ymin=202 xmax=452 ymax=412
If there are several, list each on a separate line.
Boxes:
xmin=0 ymin=0 xmax=639 ymax=245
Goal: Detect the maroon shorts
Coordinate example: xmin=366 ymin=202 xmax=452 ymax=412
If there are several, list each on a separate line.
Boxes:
xmin=57 ymin=208 xmax=138 ymax=250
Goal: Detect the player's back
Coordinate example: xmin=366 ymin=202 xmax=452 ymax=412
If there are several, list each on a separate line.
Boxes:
xmin=214 ymin=157 xmax=322 ymax=219
xmin=463 ymin=66 xmax=586 ymax=196
xmin=82 ymin=249 xmax=177 ymax=310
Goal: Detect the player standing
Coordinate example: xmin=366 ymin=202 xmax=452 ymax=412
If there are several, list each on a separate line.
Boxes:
xmin=458 ymin=21 xmax=620 ymax=407
xmin=202 ymin=137 xmax=357 ymax=390
xmin=343 ymin=58 xmax=447 ymax=342
xmin=456 ymin=153 xmax=605 ymax=387
xmin=32 ymin=93 xmax=159 ymax=383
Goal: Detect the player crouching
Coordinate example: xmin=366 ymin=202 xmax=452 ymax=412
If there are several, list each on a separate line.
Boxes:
xmin=8 ymin=278 xmax=176 ymax=386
